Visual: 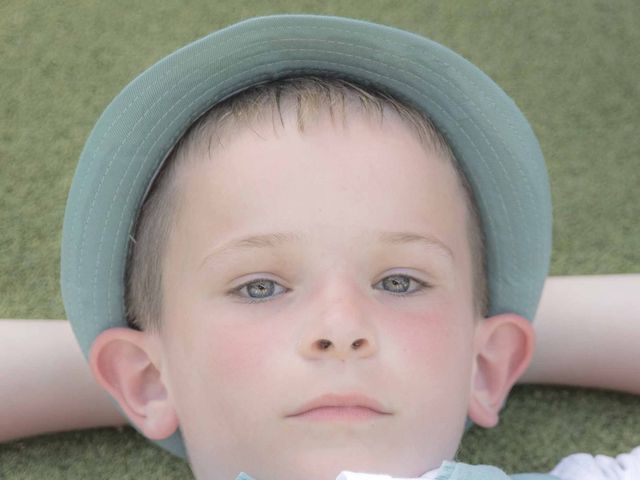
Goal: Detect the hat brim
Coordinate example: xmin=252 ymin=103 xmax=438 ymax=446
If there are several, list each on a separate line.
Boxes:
xmin=61 ymin=14 xmax=552 ymax=458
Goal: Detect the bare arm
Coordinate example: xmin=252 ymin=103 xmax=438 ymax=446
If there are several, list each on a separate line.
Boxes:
xmin=520 ymin=274 xmax=640 ymax=394
xmin=0 ymin=319 xmax=126 ymax=443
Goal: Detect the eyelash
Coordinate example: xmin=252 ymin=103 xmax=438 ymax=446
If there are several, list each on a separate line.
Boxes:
xmin=229 ymin=274 xmax=430 ymax=304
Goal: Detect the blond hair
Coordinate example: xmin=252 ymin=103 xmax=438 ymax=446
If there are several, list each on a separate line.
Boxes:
xmin=125 ymin=77 xmax=487 ymax=331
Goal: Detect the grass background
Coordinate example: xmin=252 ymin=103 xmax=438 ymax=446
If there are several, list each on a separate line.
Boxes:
xmin=1 ymin=0 xmax=639 ymax=478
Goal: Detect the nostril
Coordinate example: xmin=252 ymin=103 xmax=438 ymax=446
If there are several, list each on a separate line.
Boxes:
xmin=312 ymin=338 xmax=369 ymax=352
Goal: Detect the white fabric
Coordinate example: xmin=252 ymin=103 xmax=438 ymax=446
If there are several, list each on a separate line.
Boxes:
xmin=236 ymin=447 xmax=640 ymax=480
xmin=336 ymin=467 xmax=438 ymax=480
xmin=550 ymin=446 xmax=640 ymax=480
xmin=337 ymin=446 xmax=640 ymax=480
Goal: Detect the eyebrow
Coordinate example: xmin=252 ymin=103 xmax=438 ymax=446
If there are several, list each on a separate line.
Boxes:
xmin=376 ymin=231 xmax=454 ymax=260
xmin=199 ymin=230 xmax=453 ymax=269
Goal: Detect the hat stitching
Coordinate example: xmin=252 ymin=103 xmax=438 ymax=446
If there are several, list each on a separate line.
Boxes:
xmin=72 ymin=19 xmax=380 ymax=261
xmin=97 ymin=76 xmax=284 ymax=321
xmin=68 ymin=19 xmax=545 ymax=339
xmin=444 ymin=62 xmax=550 ymax=304
xmin=93 ymin=58 xmax=517 ymax=325
xmin=79 ymin=27 xmax=517 ymax=318
xmin=93 ymin=53 xmax=515 ymax=325
xmin=439 ymin=68 xmax=538 ymax=281
xmin=73 ymin=18 xmax=489 ymax=269
xmin=285 ymin=23 xmax=544 ymax=304
xmin=266 ymin=23 xmax=543 ymax=304
xmin=74 ymin=67 xmax=202 ymax=298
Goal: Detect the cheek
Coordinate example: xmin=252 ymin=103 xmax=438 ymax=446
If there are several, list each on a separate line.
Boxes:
xmin=207 ymin=323 xmax=274 ymax=377
xmin=384 ymin=305 xmax=474 ymax=436
xmin=383 ymin=303 xmax=473 ymax=376
xmin=186 ymin=313 xmax=290 ymax=397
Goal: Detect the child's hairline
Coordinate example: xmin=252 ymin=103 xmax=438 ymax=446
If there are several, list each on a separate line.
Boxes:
xmin=125 ymin=76 xmax=488 ymax=332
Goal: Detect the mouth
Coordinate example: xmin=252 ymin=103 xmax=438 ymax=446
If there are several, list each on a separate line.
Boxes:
xmin=286 ymin=393 xmax=392 ymax=421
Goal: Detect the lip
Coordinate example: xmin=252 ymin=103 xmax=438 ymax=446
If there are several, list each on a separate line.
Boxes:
xmin=286 ymin=393 xmax=392 ymax=419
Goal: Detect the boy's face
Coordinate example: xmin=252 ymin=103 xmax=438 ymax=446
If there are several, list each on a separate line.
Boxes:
xmin=156 ymin=110 xmax=480 ymax=480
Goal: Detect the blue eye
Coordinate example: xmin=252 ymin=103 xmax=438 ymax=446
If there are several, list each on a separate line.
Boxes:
xmin=231 ymin=274 xmax=427 ymax=304
xmin=374 ymin=274 xmax=428 ymax=295
xmin=232 ymin=279 xmax=287 ymax=303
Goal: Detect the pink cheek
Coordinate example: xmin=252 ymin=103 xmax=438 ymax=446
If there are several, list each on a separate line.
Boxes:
xmin=200 ymin=320 xmax=285 ymax=388
xmin=384 ymin=308 xmax=465 ymax=367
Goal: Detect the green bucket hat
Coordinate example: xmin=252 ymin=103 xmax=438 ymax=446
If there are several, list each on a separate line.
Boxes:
xmin=61 ymin=14 xmax=552 ymax=458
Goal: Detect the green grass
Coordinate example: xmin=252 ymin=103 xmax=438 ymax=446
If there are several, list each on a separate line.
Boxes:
xmin=1 ymin=0 xmax=639 ymax=478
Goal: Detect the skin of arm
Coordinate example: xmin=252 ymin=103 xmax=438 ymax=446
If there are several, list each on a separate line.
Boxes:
xmin=520 ymin=274 xmax=640 ymax=394
xmin=0 ymin=274 xmax=637 ymax=442
xmin=0 ymin=319 xmax=126 ymax=443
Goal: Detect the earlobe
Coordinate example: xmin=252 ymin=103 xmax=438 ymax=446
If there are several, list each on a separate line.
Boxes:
xmin=89 ymin=327 xmax=179 ymax=440
xmin=468 ymin=314 xmax=535 ymax=428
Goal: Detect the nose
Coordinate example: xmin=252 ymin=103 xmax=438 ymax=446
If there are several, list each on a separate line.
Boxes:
xmin=297 ymin=280 xmax=378 ymax=361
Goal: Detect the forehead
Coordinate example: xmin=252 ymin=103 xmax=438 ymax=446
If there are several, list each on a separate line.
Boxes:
xmin=168 ymin=111 xmax=471 ymax=270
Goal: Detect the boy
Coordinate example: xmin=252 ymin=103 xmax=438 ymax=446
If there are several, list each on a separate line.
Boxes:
xmin=61 ymin=15 xmax=553 ymax=479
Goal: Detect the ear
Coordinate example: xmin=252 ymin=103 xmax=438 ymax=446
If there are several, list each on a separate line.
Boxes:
xmin=467 ymin=313 xmax=535 ymax=428
xmin=89 ymin=327 xmax=179 ymax=440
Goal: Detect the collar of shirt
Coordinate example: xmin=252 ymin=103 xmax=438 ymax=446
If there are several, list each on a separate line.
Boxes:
xmin=336 ymin=468 xmax=440 ymax=479
xmin=235 ymin=466 xmax=440 ymax=480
